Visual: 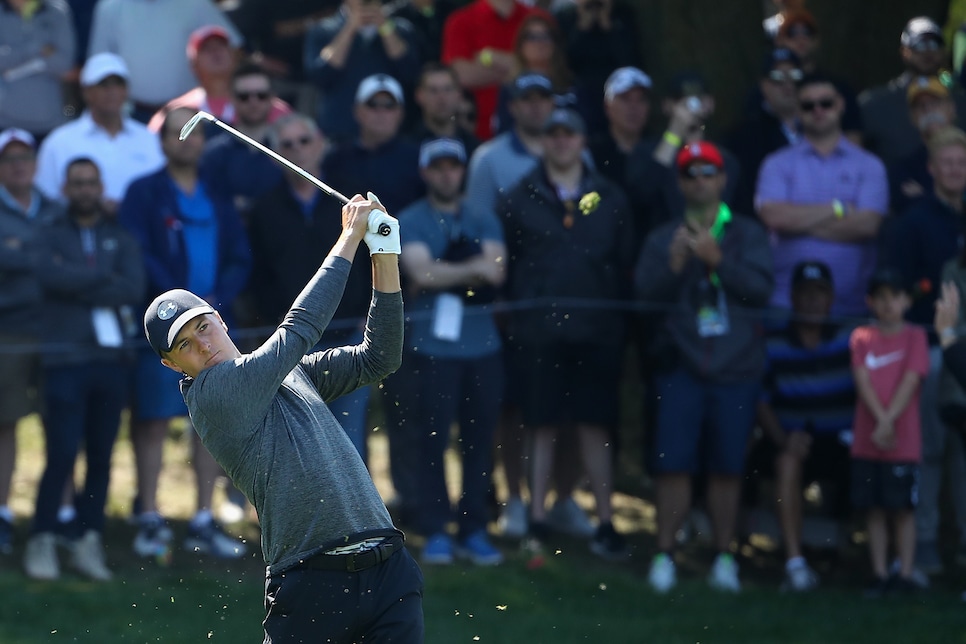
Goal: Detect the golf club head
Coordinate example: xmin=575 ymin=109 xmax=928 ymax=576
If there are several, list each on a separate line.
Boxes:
xmin=179 ymin=111 xmax=216 ymax=141
xmin=367 ymin=192 xmax=392 ymax=236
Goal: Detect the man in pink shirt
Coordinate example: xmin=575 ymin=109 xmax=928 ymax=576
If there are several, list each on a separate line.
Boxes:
xmin=148 ymin=26 xmax=292 ymax=133
xmin=850 ymin=267 xmax=929 ymax=597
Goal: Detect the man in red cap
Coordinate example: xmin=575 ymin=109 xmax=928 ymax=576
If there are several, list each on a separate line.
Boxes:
xmin=636 ymin=141 xmax=774 ymax=594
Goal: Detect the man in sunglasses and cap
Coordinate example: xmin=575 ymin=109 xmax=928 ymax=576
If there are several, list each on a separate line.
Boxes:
xmin=143 ymin=194 xmax=422 ymax=643
xmin=636 ymin=141 xmax=773 ymax=594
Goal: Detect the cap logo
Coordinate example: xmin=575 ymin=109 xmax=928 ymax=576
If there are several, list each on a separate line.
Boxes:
xmin=157 ymin=301 xmax=178 ymax=320
xmin=688 ymin=143 xmax=702 ymax=155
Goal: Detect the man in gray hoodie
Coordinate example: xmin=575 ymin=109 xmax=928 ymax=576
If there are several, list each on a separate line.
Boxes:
xmin=143 ymin=195 xmax=422 ymax=643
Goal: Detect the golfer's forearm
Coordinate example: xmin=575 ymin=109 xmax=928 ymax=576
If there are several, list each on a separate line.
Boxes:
xmin=371 ymin=254 xmax=401 ymax=293
xmin=331 ymin=234 xmax=364 ymax=264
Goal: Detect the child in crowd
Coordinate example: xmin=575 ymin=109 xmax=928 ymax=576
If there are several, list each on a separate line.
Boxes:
xmin=849 ymin=268 xmax=929 ymax=596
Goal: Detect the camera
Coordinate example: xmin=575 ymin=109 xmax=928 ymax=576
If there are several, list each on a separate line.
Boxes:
xmin=686 ymin=96 xmax=702 ymax=114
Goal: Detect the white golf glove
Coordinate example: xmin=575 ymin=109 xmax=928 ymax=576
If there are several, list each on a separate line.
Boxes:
xmin=363 ymin=191 xmax=401 ymax=255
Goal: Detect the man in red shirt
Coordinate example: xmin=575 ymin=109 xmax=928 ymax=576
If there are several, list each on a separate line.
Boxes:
xmin=441 ymin=0 xmax=549 ymax=140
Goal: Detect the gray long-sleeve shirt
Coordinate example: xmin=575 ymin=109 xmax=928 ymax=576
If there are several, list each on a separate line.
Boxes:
xmin=181 ymin=256 xmax=403 ymax=574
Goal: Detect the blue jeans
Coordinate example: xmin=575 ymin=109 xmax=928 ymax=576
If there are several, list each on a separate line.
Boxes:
xmin=32 ymin=361 xmax=130 ymax=534
xmin=410 ymin=352 xmax=504 ymax=537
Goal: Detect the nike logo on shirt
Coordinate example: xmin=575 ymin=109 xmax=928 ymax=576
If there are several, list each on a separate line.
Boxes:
xmin=865 ymin=350 xmax=905 ymax=370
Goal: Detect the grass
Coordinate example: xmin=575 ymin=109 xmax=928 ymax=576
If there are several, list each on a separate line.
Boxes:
xmin=4 ymin=414 xmax=966 ymax=643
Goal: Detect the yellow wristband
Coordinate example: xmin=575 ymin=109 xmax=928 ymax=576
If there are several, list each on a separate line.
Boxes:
xmin=832 ymin=199 xmax=845 ymax=219
xmin=662 ymin=130 xmax=682 ymax=147
xmin=478 ymin=48 xmax=493 ymax=67
xmin=379 ymin=20 xmax=395 ymax=37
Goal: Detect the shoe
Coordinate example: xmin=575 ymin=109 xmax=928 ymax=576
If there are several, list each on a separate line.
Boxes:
xmin=455 ymin=530 xmax=503 ymax=566
xmin=497 ymin=497 xmax=528 ymax=539
xmin=889 ymin=558 xmax=930 ymax=590
xmin=647 ymin=553 xmax=677 ymax=594
xmin=781 ymin=561 xmax=819 ymax=592
xmin=24 ymin=533 xmax=60 ymax=580
xmin=217 ymin=500 xmax=246 ymax=525
xmin=889 ymin=575 xmax=923 ymax=595
xmin=589 ymin=522 xmax=630 ymax=561
xmin=708 ymin=553 xmax=741 ymax=593
xmin=133 ymin=513 xmax=174 ymax=558
xmin=915 ymin=540 xmax=943 ymax=575
xmin=70 ymin=530 xmax=112 ymax=581
xmin=546 ymin=497 xmax=596 ymax=539
xmin=864 ymin=575 xmax=892 ymax=599
xmin=421 ymin=533 xmax=454 ymax=565
xmin=183 ymin=520 xmax=246 ymax=559
xmin=0 ymin=516 xmax=13 ymax=554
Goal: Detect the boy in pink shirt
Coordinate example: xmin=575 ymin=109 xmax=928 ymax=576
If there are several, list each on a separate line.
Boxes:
xmin=850 ymin=268 xmax=929 ymax=596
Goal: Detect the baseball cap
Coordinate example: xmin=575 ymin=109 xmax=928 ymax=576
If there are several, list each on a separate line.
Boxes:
xmin=0 ymin=128 xmax=35 ymax=154
xmin=762 ymin=47 xmax=801 ymax=75
xmin=676 ymin=141 xmax=724 ymax=171
xmin=510 ymin=73 xmax=553 ymax=99
xmin=867 ymin=267 xmax=911 ymax=296
xmin=777 ymin=10 xmax=819 ymax=38
xmin=901 ymin=16 xmax=943 ymax=48
xmin=791 ymin=260 xmax=833 ymax=290
xmin=80 ymin=52 xmax=129 ymax=87
xmin=355 ymin=73 xmax=404 ymax=104
xmin=419 ymin=138 xmax=466 ymax=168
xmin=907 ymin=75 xmax=949 ymax=104
xmin=542 ymin=107 xmax=586 ymax=135
xmin=144 ymin=289 xmax=215 ymax=356
xmin=187 ymin=25 xmax=231 ymax=60
xmin=603 ymin=66 xmax=653 ymax=101
xmin=667 ymin=70 xmax=709 ymax=99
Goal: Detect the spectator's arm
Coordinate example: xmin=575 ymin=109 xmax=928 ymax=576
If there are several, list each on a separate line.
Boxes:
xmin=400 ymin=242 xmax=488 ymax=290
xmin=883 ymin=370 xmax=923 ymax=422
xmin=756 ymin=201 xmax=837 ymax=234
xmin=756 ymin=399 xmax=787 ymax=448
xmin=807 ymin=208 xmax=883 ymax=242
xmin=441 ymin=14 xmax=511 ymax=89
xmin=33 ymin=138 xmax=62 ymax=200
xmin=86 ymin=0 xmax=118 ymax=55
xmin=379 ymin=18 xmax=410 ymax=61
xmin=634 ymin=229 xmax=685 ymax=303
xmin=43 ymin=6 xmax=76 ymax=77
xmin=852 ymin=365 xmax=888 ymax=423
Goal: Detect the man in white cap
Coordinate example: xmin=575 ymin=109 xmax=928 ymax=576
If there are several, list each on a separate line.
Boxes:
xmin=34 ymin=53 xmax=164 ymax=215
xmin=589 ymin=66 xmax=652 ymax=191
xmin=0 ymin=127 xmax=65 ymax=554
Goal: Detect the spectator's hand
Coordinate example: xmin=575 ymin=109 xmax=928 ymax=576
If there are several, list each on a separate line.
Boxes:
xmin=900 ymin=180 xmax=923 ymax=198
xmin=667 ymin=97 xmax=710 ymax=140
xmin=356 ymin=0 xmax=384 ymax=28
xmin=668 ymin=225 xmax=691 ymax=273
xmin=935 ymin=281 xmax=960 ymax=345
xmin=363 ymin=192 xmax=400 ymax=255
xmin=686 ymin=225 xmax=722 ymax=268
xmin=783 ymin=431 xmax=812 ymax=459
xmin=472 ymin=255 xmax=503 ymax=285
xmin=871 ymin=420 xmax=896 ymax=451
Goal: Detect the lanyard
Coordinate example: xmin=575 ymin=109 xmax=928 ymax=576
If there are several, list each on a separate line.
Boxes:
xmin=707 ymin=203 xmax=731 ymax=286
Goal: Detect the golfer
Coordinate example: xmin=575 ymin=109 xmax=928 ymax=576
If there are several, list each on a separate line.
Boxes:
xmin=143 ymin=194 xmax=423 ymax=643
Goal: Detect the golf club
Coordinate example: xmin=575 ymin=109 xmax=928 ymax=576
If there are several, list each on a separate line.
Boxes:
xmin=179 ymin=111 xmax=391 ymax=236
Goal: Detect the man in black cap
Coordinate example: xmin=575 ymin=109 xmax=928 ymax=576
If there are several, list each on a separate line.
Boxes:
xmin=143 ymin=195 xmax=423 ymax=643
xmin=753 ymin=260 xmax=856 ymax=592
xmin=860 ymin=16 xmax=966 ymax=168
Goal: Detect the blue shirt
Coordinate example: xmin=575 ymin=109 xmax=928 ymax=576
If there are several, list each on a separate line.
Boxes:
xmin=174 ymin=179 xmax=218 ymax=297
xmin=397 ymin=197 xmax=504 ymax=358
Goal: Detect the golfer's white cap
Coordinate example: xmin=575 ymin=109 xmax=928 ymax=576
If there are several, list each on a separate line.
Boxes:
xmin=80 ymin=52 xmax=129 ymax=87
xmin=355 ymin=74 xmax=404 ymax=105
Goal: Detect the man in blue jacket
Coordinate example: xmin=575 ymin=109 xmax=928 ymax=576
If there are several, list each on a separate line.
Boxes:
xmin=118 ymin=107 xmax=252 ymax=562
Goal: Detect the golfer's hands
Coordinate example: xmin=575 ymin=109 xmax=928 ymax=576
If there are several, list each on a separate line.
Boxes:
xmin=363 ymin=191 xmax=401 ymax=255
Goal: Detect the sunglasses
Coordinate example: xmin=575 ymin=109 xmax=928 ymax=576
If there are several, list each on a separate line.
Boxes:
xmin=279 ymin=135 xmax=312 ymax=150
xmin=681 ymin=164 xmax=719 ymax=179
xmin=522 ymin=31 xmax=552 ymax=42
xmin=910 ymin=39 xmax=942 ymax=53
xmin=235 ymin=90 xmax=270 ymax=102
xmin=365 ymin=99 xmax=399 ymax=110
xmin=0 ymin=152 xmax=36 ymax=164
xmin=800 ymin=98 xmax=835 ymax=112
xmin=767 ymin=69 xmax=803 ymax=83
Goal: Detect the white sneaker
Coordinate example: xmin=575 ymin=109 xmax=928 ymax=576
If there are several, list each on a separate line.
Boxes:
xmin=781 ymin=561 xmax=818 ymax=592
xmin=546 ymin=497 xmax=596 ymax=539
xmin=24 ymin=533 xmax=60 ymax=580
xmin=647 ymin=553 xmax=677 ymax=593
xmin=133 ymin=513 xmax=174 ymax=558
xmin=498 ymin=497 xmax=528 ymax=538
xmin=71 ymin=530 xmax=112 ymax=581
xmin=708 ymin=553 xmax=741 ymax=593
xmin=183 ymin=520 xmax=247 ymax=559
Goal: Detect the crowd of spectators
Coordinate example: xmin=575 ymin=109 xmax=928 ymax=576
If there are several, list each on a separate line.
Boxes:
xmin=4 ymin=0 xmax=966 ymax=600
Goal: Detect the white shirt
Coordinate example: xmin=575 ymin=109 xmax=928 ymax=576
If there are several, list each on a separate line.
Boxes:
xmin=87 ymin=0 xmax=242 ymax=105
xmin=35 ymin=112 xmax=166 ymax=202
